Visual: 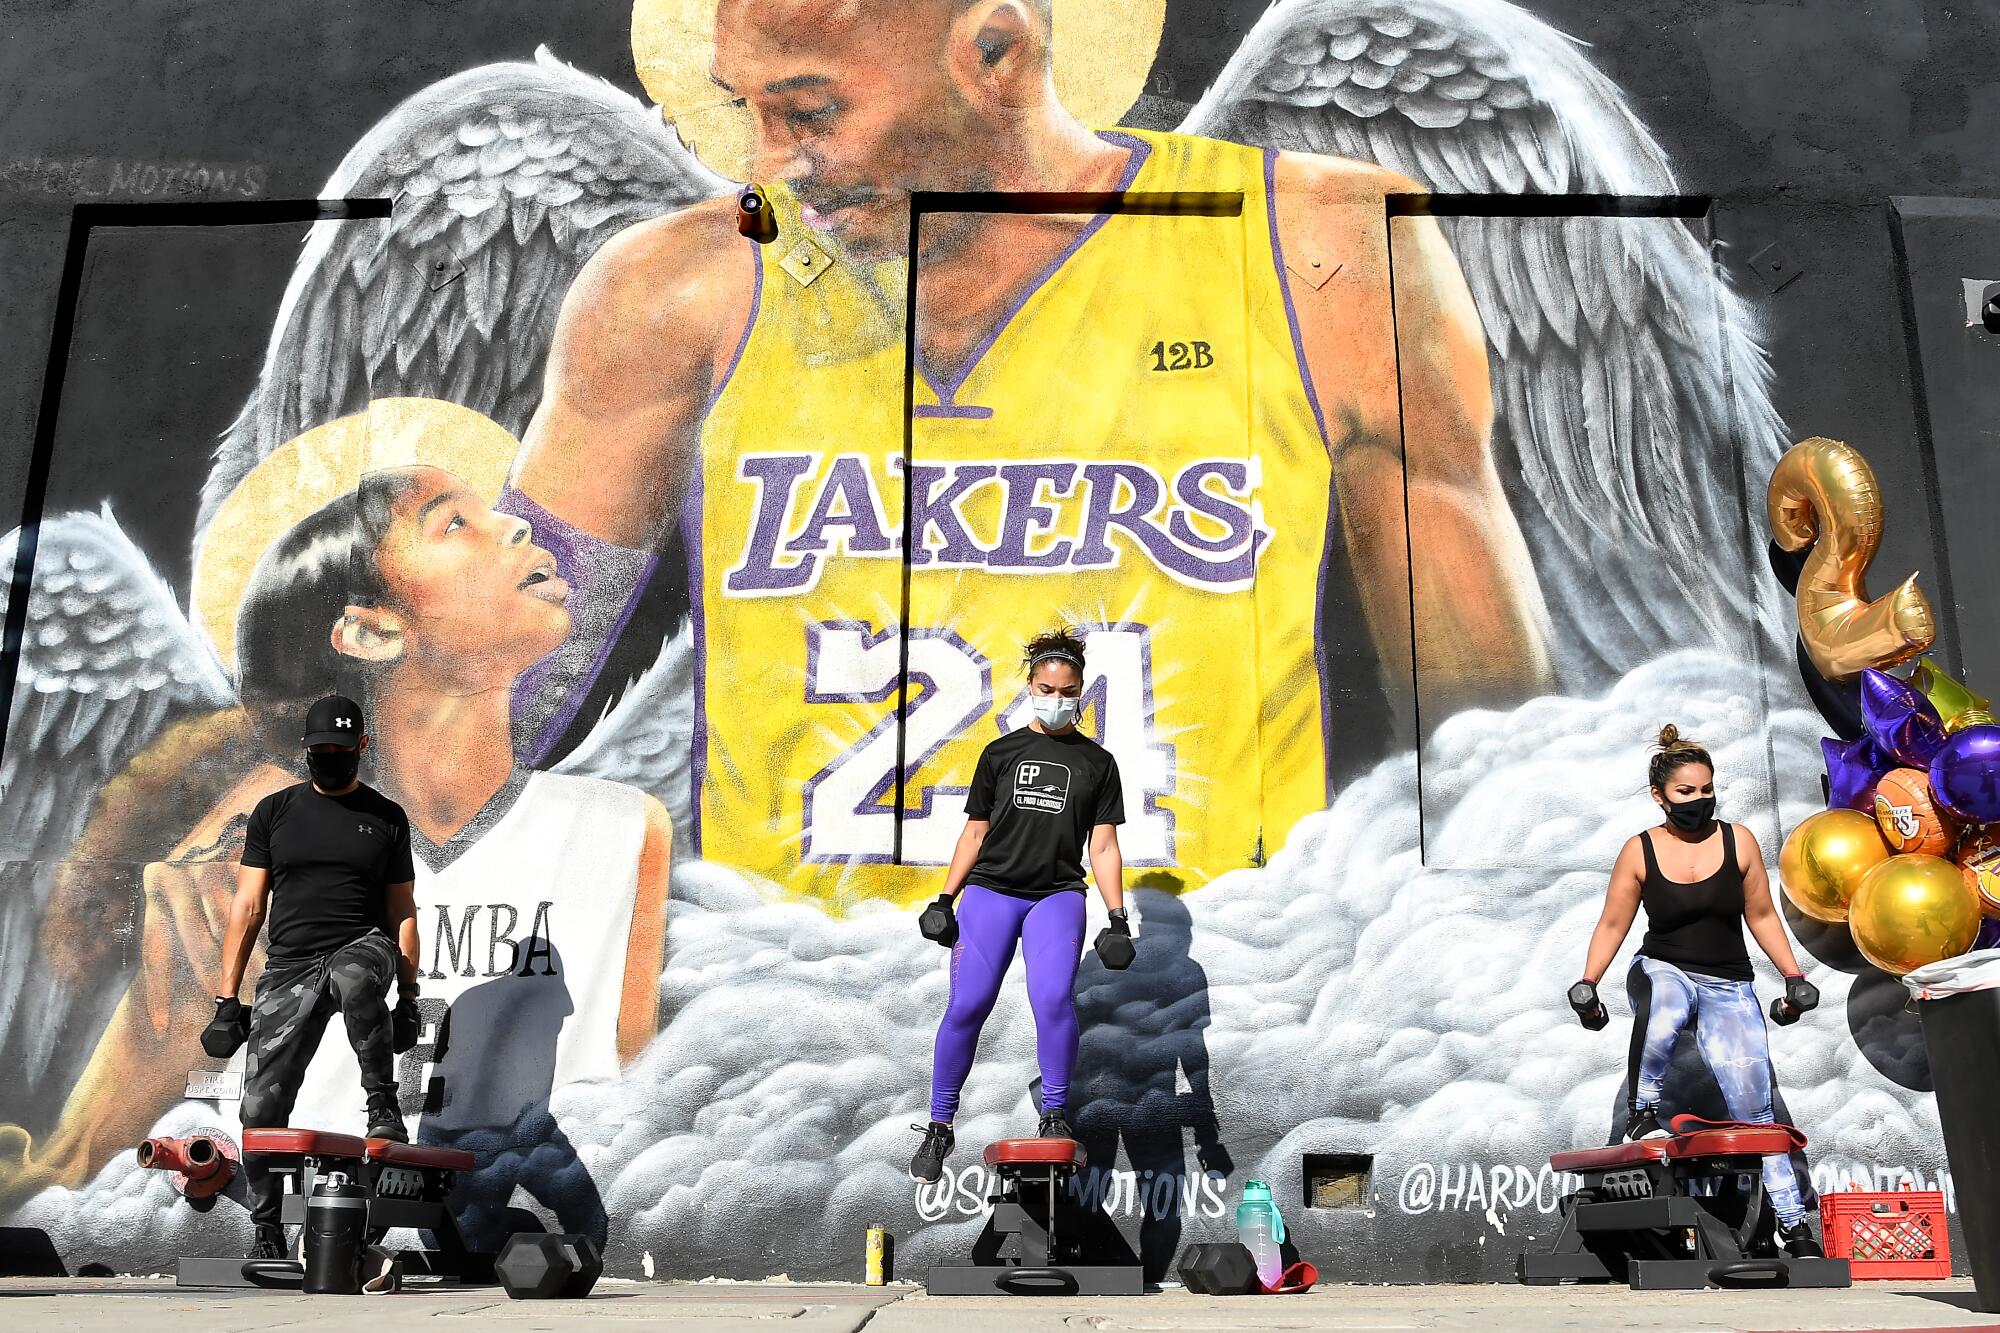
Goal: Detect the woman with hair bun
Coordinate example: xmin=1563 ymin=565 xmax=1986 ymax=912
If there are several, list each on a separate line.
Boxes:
xmin=1568 ymin=724 xmax=1825 ymax=1258
xmin=906 ymin=626 xmax=1129 ymax=1184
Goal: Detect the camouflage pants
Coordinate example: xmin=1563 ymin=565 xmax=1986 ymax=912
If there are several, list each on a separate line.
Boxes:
xmin=240 ymin=931 xmax=397 ymax=1227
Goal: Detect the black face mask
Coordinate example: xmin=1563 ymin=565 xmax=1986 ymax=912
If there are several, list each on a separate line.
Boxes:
xmin=1663 ymin=794 xmax=1717 ymax=834
xmin=306 ymin=748 xmax=362 ymax=791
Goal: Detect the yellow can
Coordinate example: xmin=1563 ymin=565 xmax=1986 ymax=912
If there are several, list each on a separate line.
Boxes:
xmin=865 ymin=1224 xmax=886 ymax=1286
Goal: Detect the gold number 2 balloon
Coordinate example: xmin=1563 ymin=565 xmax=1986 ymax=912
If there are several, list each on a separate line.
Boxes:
xmin=1767 ymin=437 xmax=1935 ymax=682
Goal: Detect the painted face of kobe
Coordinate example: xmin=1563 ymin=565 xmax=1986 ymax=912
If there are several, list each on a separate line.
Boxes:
xmin=712 ymin=0 xmax=1002 ymax=260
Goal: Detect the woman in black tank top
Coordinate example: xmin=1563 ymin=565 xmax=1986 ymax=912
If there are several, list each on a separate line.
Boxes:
xmin=1567 ymin=725 xmax=1826 ymax=1258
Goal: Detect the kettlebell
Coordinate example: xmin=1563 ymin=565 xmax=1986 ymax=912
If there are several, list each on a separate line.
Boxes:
xmin=302 ymin=1170 xmax=369 ymax=1294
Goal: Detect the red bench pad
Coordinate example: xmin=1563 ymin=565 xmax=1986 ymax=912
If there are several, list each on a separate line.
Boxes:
xmin=983 ymin=1138 xmax=1088 ymax=1171
xmin=1550 ymin=1127 xmax=1801 ymax=1175
xmin=367 ymin=1138 xmax=473 ymax=1171
xmin=242 ymin=1128 xmax=368 ymax=1159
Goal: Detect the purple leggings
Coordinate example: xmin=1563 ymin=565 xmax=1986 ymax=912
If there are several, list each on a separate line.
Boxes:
xmin=929 ymin=885 xmax=1086 ymax=1123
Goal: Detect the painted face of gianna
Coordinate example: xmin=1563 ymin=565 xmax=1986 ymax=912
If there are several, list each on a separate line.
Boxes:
xmin=359 ymin=465 xmax=571 ymax=690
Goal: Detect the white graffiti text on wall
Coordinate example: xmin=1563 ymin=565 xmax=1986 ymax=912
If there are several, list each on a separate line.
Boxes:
xmin=914 ymin=1165 xmax=1229 ymax=1224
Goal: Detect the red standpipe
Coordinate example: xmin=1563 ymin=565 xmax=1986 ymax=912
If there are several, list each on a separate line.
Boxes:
xmin=136 ymin=1135 xmax=235 ymax=1199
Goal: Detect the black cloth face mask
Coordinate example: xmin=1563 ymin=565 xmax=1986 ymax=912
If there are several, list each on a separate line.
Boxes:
xmin=306 ymin=748 xmax=362 ymax=790
xmin=1663 ymin=794 xmax=1717 ymax=834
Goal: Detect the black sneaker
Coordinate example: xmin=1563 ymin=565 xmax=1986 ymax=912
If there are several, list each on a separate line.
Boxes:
xmin=247 ymin=1225 xmax=288 ymax=1261
xmin=1624 ymin=1106 xmax=1670 ymax=1142
xmin=1779 ymin=1220 xmax=1824 ymax=1259
xmin=909 ymin=1121 xmax=954 ymax=1183
xmin=1037 ymin=1110 xmax=1072 ymax=1140
xmin=367 ymin=1100 xmax=408 ymax=1143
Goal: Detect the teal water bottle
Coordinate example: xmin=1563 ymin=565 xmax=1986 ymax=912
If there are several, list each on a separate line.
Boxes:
xmin=1234 ymin=1179 xmax=1286 ymax=1290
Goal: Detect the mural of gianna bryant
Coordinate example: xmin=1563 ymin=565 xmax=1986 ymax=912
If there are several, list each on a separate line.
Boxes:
xmin=2 ymin=0 xmax=1943 ymax=1286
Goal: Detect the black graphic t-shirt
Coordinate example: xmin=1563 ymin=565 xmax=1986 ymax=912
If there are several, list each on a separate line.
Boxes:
xmin=242 ymin=781 xmax=416 ymax=961
xmin=962 ymin=727 xmax=1124 ymax=898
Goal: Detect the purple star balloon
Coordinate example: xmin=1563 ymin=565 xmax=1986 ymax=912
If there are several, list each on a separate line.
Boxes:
xmin=1822 ymin=734 xmax=1891 ymax=811
xmin=1860 ymin=667 xmax=1949 ymax=768
xmin=1977 ymin=918 xmax=2000 ymax=953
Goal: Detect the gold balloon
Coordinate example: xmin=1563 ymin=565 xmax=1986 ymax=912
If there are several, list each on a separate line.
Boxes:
xmin=1767 ymin=437 xmax=1935 ymax=682
xmin=1779 ymin=808 xmax=1890 ymax=923
xmin=1848 ymin=854 xmax=1982 ymax=976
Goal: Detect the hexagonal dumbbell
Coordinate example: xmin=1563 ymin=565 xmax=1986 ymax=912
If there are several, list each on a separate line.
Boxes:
xmin=1176 ymin=1241 xmax=1261 ymax=1295
xmin=494 ymin=1231 xmax=603 ymax=1300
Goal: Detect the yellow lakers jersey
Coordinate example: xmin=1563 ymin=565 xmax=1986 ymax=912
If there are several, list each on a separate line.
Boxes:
xmin=692 ymin=129 xmax=1333 ymax=908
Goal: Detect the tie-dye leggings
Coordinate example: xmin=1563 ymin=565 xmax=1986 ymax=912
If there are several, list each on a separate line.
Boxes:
xmin=1628 ymin=955 xmax=1807 ymax=1226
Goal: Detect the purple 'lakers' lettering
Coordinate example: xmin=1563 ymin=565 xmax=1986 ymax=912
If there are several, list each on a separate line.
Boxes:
xmin=726 ymin=454 xmax=820 ymax=593
xmin=992 ymin=462 xmax=1079 ymax=570
xmin=907 ymin=462 xmax=997 ymax=567
xmin=793 ymin=453 xmax=895 ymax=556
xmin=1169 ymin=460 xmax=1259 ymax=555
xmin=723 ymin=452 xmax=1271 ymax=595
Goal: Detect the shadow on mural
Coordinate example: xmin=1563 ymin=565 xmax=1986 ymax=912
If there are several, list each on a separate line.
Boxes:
xmin=0 ymin=0 xmax=1949 ymax=1280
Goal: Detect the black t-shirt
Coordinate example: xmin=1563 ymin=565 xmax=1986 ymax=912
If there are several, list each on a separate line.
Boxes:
xmin=242 ymin=781 xmax=416 ymax=961
xmin=963 ymin=727 xmax=1124 ymax=898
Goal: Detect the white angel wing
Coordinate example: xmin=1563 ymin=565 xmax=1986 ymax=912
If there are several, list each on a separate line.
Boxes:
xmin=195 ymin=46 xmax=730 ymax=544
xmin=0 ymin=509 xmax=234 ymax=1120
xmin=1181 ymin=0 xmax=1788 ymax=684
xmin=551 ymin=623 xmax=695 ymax=852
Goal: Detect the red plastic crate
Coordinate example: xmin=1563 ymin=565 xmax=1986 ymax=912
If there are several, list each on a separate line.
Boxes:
xmin=1819 ymin=1185 xmax=1951 ymax=1279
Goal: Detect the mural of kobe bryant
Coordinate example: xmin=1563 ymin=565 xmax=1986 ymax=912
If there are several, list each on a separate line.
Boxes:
xmin=498 ymin=0 xmax=1555 ymax=908
xmin=206 ymin=1 xmax=1784 ymax=907
xmin=0 ymin=401 xmax=669 ymax=1237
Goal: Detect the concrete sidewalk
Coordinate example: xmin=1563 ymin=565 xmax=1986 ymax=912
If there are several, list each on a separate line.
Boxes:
xmin=0 ymin=1277 xmax=1994 ymax=1332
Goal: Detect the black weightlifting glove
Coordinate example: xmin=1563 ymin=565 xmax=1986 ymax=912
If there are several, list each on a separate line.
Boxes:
xmin=201 ymin=996 xmax=250 ymax=1059
xmin=1094 ymin=908 xmax=1135 ymax=970
xmin=392 ymin=991 xmax=422 ymax=1053
xmin=1567 ymin=979 xmax=1609 ymax=1031
xmin=1770 ymin=974 xmax=1820 ymax=1026
xmin=918 ymin=893 xmax=959 ymax=948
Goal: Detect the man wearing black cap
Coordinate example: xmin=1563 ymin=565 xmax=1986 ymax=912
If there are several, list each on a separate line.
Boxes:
xmin=205 ymin=694 xmax=420 ymax=1260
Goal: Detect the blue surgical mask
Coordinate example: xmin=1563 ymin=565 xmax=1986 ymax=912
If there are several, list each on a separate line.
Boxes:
xmin=1032 ymin=694 xmax=1080 ymax=729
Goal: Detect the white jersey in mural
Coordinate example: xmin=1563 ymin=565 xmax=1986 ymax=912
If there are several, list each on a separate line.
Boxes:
xmin=237 ymin=771 xmax=644 ymax=1137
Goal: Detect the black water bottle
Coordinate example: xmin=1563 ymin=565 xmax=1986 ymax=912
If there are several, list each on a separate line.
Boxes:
xmin=302 ymin=1171 xmax=369 ymax=1294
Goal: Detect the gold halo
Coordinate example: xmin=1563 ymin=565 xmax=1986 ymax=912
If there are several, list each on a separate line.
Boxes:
xmin=192 ymin=398 xmax=520 ymax=673
xmin=633 ymin=0 xmax=1168 ymax=181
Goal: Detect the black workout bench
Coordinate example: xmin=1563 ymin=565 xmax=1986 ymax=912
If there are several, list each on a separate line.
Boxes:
xmin=176 ymin=1128 xmax=493 ymax=1288
xmin=926 ymin=1138 xmax=1142 ymax=1296
xmin=1518 ymin=1125 xmax=1850 ymax=1290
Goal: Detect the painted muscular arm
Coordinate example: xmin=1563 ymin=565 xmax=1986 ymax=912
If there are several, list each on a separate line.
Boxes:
xmin=1737 ymin=825 xmax=1805 ymax=976
xmin=1276 ymin=157 xmax=1552 ymax=730
xmin=0 ymin=770 xmax=287 ymax=1206
xmin=513 ymin=204 xmax=756 ymax=549
xmin=1582 ymin=836 xmax=1646 ymax=982
xmin=617 ymin=795 xmax=674 ymax=1063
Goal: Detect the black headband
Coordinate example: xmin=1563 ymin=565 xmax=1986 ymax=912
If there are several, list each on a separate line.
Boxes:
xmin=1030 ymin=648 xmax=1083 ymax=671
